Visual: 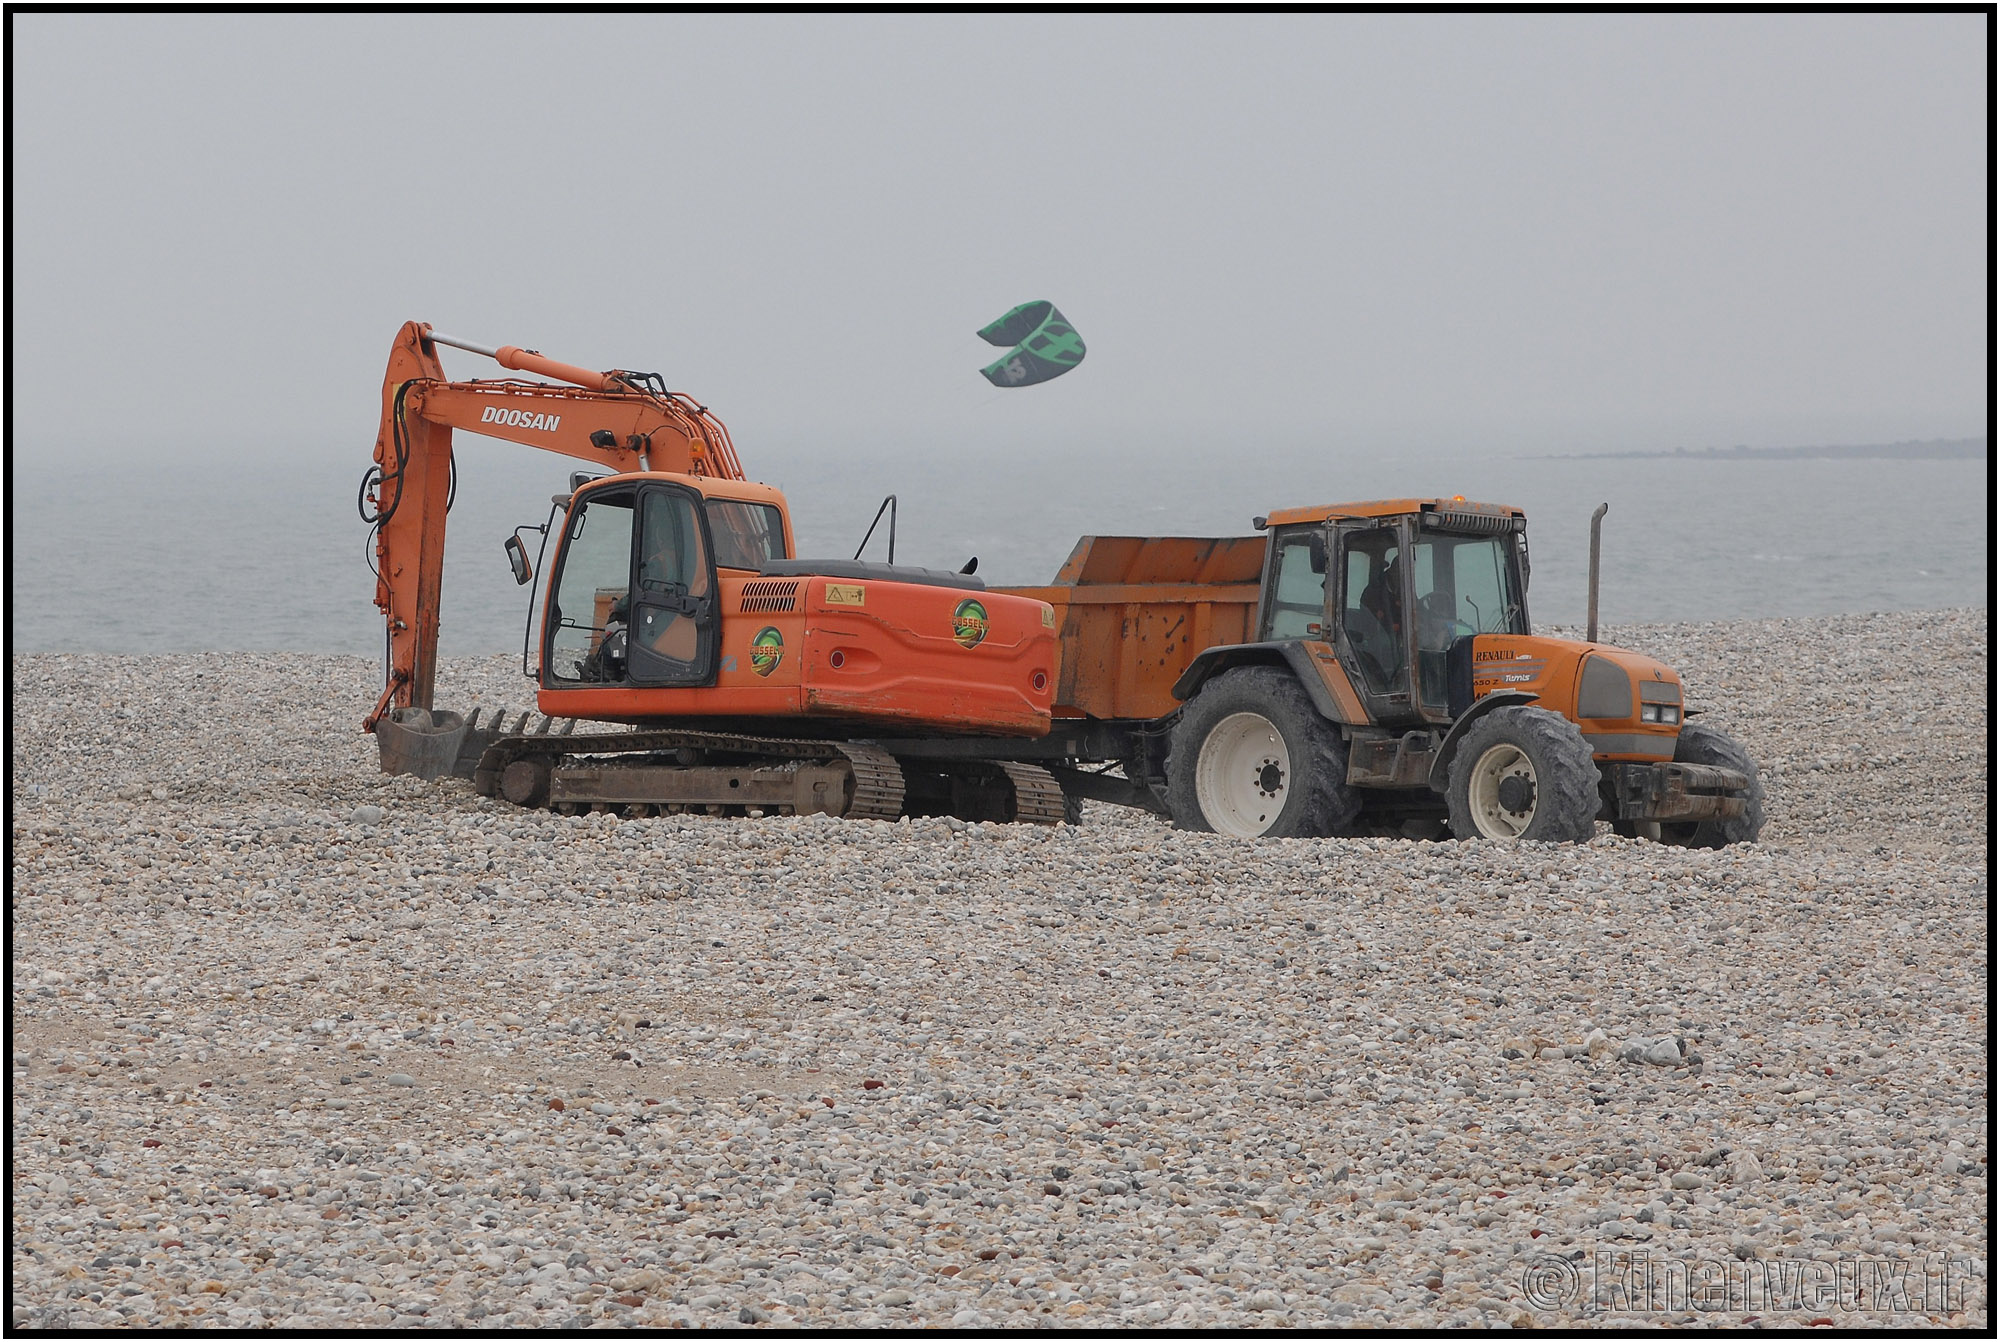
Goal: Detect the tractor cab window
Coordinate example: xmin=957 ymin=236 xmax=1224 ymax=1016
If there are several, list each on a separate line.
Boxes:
xmin=1264 ymin=528 xmax=1329 ymax=639
xmin=1340 ymin=529 xmax=1405 ymax=694
xmin=705 ymin=499 xmax=786 ymax=569
xmin=546 ymin=492 xmax=637 ymax=684
xmin=1410 ymin=532 xmax=1527 ymax=709
xmin=1412 ymin=534 xmax=1523 ymax=638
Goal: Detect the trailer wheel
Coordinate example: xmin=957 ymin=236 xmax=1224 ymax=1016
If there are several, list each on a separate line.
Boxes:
xmin=1658 ymin=722 xmax=1766 ymax=847
xmin=1166 ymin=667 xmax=1360 ymax=838
xmin=1445 ymin=706 xmax=1600 ymax=843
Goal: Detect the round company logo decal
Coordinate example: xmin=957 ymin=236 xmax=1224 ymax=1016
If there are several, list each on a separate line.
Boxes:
xmin=749 ymin=627 xmax=784 ymax=676
xmin=951 ymin=599 xmax=990 ymax=649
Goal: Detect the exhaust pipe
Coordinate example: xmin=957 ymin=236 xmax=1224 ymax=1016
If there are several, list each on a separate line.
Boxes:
xmin=1586 ymin=502 xmax=1608 ymax=643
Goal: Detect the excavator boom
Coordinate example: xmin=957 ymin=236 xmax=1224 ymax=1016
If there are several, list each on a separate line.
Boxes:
xmin=362 ymin=320 xmax=743 ymax=723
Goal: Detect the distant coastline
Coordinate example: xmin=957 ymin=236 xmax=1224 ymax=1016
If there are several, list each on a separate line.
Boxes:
xmin=1529 ymin=436 xmax=1985 ymax=462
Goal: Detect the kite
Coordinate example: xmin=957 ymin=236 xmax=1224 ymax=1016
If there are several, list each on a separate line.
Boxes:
xmin=977 ymin=301 xmax=1085 ymax=388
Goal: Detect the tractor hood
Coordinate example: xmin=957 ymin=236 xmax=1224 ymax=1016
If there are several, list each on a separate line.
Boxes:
xmin=1470 ymin=634 xmax=1685 ymax=761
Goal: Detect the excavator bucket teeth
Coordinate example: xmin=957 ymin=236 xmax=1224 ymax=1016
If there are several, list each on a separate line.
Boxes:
xmin=453 ymin=720 xmax=512 ymax=781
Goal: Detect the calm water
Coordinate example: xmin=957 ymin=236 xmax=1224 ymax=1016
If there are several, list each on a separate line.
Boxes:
xmin=12 ymin=440 xmax=1987 ymax=658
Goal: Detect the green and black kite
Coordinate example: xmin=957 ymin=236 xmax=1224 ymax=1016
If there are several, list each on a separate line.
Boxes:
xmin=977 ymin=300 xmax=1085 ymax=388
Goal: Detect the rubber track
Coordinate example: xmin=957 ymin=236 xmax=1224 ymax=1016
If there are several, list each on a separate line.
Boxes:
xmin=472 ymin=727 xmax=912 ymax=820
xmin=997 ymin=761 xmax=1068 ymax=826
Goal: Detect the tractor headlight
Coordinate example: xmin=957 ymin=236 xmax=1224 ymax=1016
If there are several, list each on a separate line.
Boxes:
xmin=1640 ymin=704 xmax=1659 ymax=723
xmin=1661 ymin=706 xmax=1680 ymax=725
xmin=1640 ymin=704 xmax=1681 ymax=725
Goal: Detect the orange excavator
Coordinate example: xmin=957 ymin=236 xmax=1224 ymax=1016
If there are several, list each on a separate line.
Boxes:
xmin=362 ymin=321 xmax=1066 ymax=822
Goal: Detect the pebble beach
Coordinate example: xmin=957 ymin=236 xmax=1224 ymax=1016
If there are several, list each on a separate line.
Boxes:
xmin=10 ymin=608 xmax=1988 ymax=1329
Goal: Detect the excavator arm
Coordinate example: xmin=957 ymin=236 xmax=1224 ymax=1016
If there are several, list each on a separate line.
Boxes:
xmin=362 ymin=320 xmax=745 ymax=726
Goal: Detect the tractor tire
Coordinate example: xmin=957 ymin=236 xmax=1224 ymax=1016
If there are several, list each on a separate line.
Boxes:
xmin=1445 ymin=705 xmax=1601 ymax=843
xmin=1165 ymin=666 xmax=1361 ymax=838
xmin=1658 ymin=722 xmax=1766 ymax=848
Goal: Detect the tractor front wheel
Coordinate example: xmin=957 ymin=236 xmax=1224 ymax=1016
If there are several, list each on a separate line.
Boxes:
xmin=1658 ymin=722 xmax=1766 ymax=847
xmin=1446 ymin=706 xmax=1601 ymax=843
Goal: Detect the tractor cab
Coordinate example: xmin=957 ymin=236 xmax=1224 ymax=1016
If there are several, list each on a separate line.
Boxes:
xmin=1257 ymin=499 xmax=1531 ymax=726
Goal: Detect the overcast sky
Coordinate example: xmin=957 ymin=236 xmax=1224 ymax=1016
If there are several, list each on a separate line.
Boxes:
xmin=12 ymin=13 xmax=1988 ymax=469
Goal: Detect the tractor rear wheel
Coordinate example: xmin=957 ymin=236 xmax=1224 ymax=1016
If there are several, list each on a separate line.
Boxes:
xmin=1658 ymin=722 xmax=1766 ymax=847
xmin=1446 ymin=706 xmax=1600 ymax=843
xmin=1166 ymin=666 xmax=1360 ymax=838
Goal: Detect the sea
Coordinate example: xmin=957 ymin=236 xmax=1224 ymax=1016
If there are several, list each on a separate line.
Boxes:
xmin=11 ymin=438 xmax=1988 ymax=661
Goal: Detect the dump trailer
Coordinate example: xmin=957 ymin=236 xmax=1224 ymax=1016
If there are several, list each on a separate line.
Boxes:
xmin=892 ymin=497 xmax=1764 ymax=845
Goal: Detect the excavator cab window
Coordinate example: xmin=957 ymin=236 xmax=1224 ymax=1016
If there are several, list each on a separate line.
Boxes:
xmin=541 ymin=485 xmax=722 ymax=688
xmin=704 ymin=499 xmax=787 ymax=570
xmin=626 ymin=485 xmax=719 ymax=686
xmin=546 ymin=491 xmax=638 ymax=684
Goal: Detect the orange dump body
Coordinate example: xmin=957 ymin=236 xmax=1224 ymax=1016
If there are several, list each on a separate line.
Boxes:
xmin=999 ymin=535 xmax=1268 ymax=721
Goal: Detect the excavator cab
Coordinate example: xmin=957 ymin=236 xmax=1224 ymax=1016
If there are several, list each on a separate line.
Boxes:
xmin=541 ymin=475 xmax=790 ymax=688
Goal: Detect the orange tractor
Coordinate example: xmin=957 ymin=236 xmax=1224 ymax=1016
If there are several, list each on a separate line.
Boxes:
xmin=985 ymin=504 xmax=1763 ymax=845
xmin=364 ymin=322 xmax=1763 ymax=844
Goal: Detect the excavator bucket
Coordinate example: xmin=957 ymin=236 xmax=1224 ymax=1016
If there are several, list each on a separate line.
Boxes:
xmin=377 ymin=707 xmax=577 ymax=782
xmin=374 ymin=707 xmax=469 ymax=781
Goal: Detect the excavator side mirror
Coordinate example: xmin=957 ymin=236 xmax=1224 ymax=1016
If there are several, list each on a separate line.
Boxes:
xmin=505 ymin=535 xmax=533 ymax=586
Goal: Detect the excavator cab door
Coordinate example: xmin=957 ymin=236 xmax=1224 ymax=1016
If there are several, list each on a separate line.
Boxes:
xmin=626 ymin=484 xmax=720 ymax=687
